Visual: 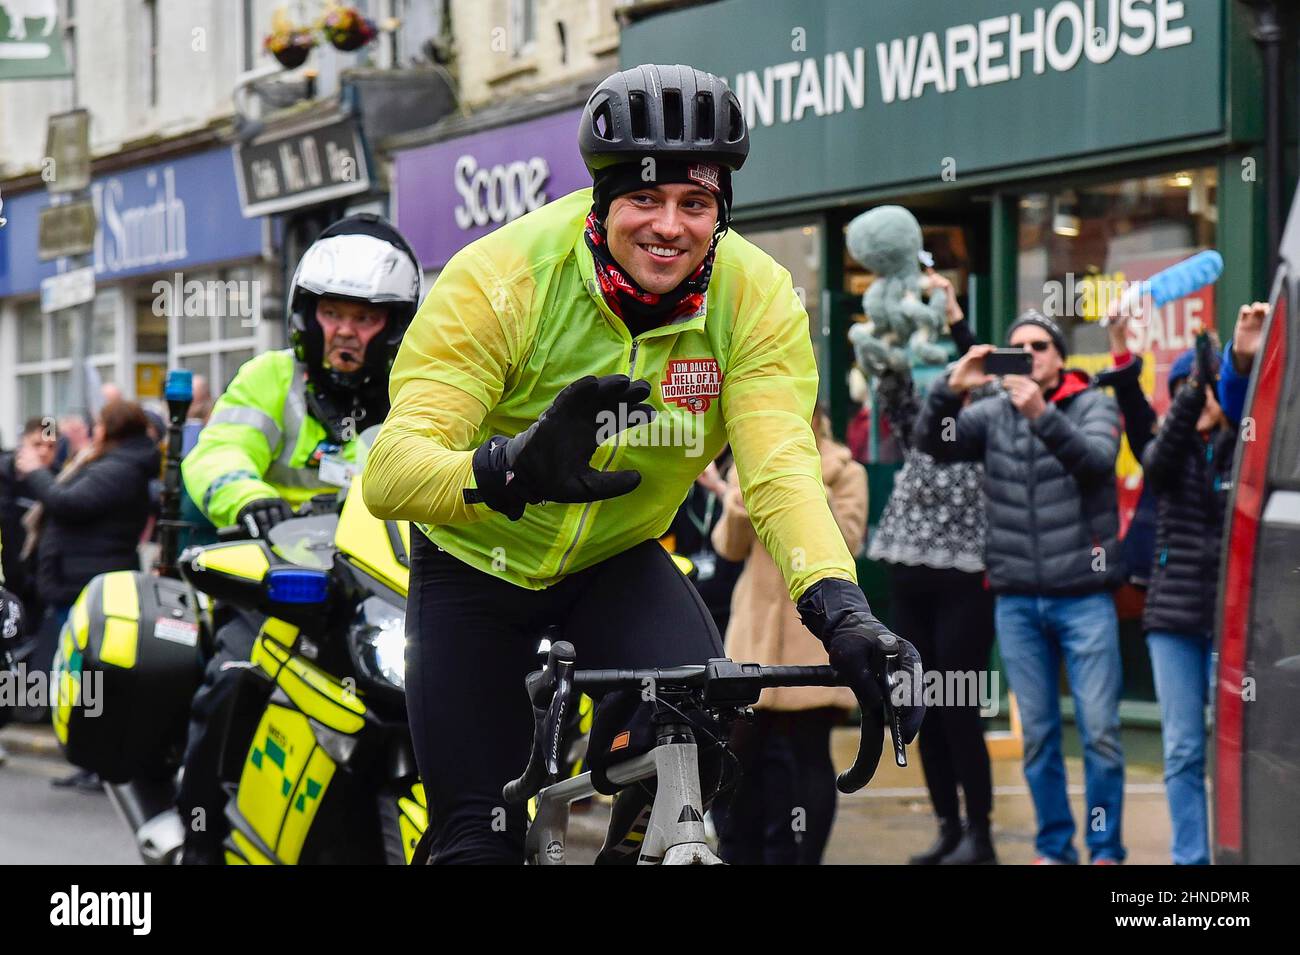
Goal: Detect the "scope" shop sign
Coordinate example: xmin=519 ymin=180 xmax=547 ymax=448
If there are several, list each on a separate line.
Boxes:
xmin=453 ymin=154 xmax=551 ymax=230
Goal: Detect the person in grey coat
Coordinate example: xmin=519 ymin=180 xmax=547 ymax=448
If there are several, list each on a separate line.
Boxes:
xmin=914 ymin=310 xmax=1126 ymax=865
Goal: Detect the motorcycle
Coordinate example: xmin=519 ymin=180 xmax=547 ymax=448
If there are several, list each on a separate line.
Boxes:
xmin=52 ymin=421 xmax=595 ymax=865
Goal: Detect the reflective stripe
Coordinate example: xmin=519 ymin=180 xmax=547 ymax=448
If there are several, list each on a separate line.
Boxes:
xmin=203 ymin=469 xmax=261 ymax=510
xmin=209 ymin=405 xmax=282 ymax=452
xmin=275 ymin=372 xmax=308 ymax=474
xmin=265 ymin=372 xmax=322 ymax=490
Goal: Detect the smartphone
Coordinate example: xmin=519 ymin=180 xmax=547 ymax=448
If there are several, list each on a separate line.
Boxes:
xmin=983 ymin=348 xmax=1033 ymax=377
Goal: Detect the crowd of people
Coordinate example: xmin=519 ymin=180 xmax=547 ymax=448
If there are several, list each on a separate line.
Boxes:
xmin=0 ymin=379 xmax=212 ymax=776
xmin=675 ymin=277 xmax=1265 ymax=866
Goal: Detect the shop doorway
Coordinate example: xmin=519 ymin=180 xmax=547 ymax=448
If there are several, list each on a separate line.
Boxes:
xmin=825 ymin=193 xmax=992 ymax=631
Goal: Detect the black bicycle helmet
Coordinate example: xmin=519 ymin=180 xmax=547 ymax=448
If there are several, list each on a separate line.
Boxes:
xmin=579 ymin=64 xmax=749 ymax=175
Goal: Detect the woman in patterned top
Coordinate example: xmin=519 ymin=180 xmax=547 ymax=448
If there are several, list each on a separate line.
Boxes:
xmin=865 ymin=270 xmax=998 ymax=865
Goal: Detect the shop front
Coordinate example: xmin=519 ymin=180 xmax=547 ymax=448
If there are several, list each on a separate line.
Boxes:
xmin=0 ymin=144 xmax=269 ymax=441
xmin=622 ymin=0 xmax=1275 ymax=709
xmin=391 ymin=104 xmax=593 ymax=277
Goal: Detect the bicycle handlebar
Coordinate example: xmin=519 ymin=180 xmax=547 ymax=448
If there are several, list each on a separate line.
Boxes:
xmin=502 ymin=643 xmax=907 ymax=805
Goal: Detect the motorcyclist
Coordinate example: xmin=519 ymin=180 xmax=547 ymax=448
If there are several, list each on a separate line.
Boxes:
xmin=177 ymin=213 xmax=421 ymax=863
xmin=364 ymin=64 xmax=923 ymax=864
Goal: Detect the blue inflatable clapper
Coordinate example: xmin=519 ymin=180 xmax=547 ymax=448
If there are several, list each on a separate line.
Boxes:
xmin=1145 ymin=250 xmax=1224 ymax=308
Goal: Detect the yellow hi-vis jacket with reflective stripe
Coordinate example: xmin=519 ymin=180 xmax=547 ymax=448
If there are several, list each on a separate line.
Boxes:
xmin=182 ymin=349 xmax=364 ymax=528
xmin=363 ymin=188 xmax=856 ymax=601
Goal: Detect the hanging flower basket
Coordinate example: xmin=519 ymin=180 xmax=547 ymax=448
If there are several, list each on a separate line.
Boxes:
xmin=265 ymin=28 xmax=317 ymax=69
xmin=322 ymin=5 xmax=378 ymax=52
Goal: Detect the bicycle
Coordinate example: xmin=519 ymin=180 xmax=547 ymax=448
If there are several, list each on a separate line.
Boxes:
xmin=503 ymin=639 xmax=912 ymax=865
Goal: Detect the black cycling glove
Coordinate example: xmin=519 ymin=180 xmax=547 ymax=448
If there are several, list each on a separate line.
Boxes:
xmin=466 ymin=374 xmax=656 ymax=521
xmin=797 ymin=577 xmax=925 ymax=744
xmin=237 ymin=498 xmax=293 ymax=539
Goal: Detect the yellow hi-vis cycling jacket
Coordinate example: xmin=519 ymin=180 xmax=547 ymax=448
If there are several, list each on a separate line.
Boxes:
xmin=364 ymin=188 xmax=856 ymax=601
xmin=182 ymin=349 xmax=365 ymax=528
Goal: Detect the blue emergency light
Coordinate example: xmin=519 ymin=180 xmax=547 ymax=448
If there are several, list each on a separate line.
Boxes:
xmin=265 ymin=568 xmax=331 ymax=604
xmin=165 ymin=369 xmax=193 ymax=403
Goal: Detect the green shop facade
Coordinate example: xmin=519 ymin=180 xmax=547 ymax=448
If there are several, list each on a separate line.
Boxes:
xmin=623 ymin=0 xmax=1288 ymax=714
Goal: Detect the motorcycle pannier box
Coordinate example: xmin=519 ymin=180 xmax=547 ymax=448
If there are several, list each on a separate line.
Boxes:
xmin=52 ymin=571 xmax=204 ymax=783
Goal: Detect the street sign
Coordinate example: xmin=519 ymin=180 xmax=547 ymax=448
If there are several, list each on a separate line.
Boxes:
xmin=37 ymin=200 xmax=96 ymax=260
xmin=0 ymin=3 xmax=71 ymax=81
xmin=233 ymin=114 xmax=371 ymax=218
xmin=44 ymin=109 xmax=91 ymax=193
xmin=40 ymin=266 xmax=95 ymax=313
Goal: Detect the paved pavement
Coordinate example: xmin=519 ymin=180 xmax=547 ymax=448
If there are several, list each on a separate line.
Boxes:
xmin=0 ymin=737 xmax=139 ymax=865
xmin=1 ymin=722 xmax=1175 ymax=865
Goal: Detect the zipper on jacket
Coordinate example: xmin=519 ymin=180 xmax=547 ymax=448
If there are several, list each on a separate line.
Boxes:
xmin=1024 ymin=414 xmax=1041 ymax=588
xmin=555 ymin=339 xmax=641 ymax=576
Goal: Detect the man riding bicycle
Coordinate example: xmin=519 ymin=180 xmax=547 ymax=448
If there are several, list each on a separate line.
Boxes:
xmin=364 ymin=64 xmax=921 ymax=864
xmin=177 ymin=214 xmax=422 ymax=864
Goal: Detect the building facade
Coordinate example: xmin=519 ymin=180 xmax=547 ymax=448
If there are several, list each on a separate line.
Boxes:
xmin=0 ymin=0 xmax=454 ymax=442
xmin=621 ymin=0 xmax=1289 ymax=706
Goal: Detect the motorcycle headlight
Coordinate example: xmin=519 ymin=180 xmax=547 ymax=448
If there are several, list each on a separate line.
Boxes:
xmin=349 ymin=596 xmax=406 ymax=692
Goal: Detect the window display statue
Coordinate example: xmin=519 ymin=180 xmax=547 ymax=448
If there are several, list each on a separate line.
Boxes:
xmin=845 ymin=205 xmax=949 ymax=377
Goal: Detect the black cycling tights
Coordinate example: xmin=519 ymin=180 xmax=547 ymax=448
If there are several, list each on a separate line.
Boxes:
xmin=406 ymin=532 xmax=724 ymax=865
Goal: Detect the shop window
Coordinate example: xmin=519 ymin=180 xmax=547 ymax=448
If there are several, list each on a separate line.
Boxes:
xmin=91 ymin=295 xmax=116 ymax=355
xmin=745 ymin=221 xmax=823 ymax=362
xmin=18 ymin=303 xmax=43 ymax=363
xmin=1016 ymin=167 xmax=1218 ymax=414
xmin=50 ymin=370 xmax=73 ymax=415
xmin=52 ymin=311 xmax=74 ymax=358
xmin=219 ymin=267 xmax=259 ymax=341
xmin=171 ymin=265 xmax=262 ymax=401
xmin=508 ymin=0 xmax=536 ymax=56
xmin=136 ymin=295 xmax=169 ymax=353
xmin=179 ymin=353 xmax=210 ymax=381
xmin=220 ymin=349 xmax=255 ymax=392
xmin=19 ymin=375 xmax=43 ymax=422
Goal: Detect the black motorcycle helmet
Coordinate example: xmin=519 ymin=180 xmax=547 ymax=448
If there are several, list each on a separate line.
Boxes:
xmin=287 ymin=213 xmax=422 ymax=399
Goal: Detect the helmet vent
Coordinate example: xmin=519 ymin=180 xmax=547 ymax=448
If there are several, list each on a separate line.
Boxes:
xmin=592 ymin=99 xmax=613 ymax=140
xmin=726 ymin=99 xmax=744 ymax=143
xmin=694 ymin=92 xmax=714 ymax=142
xmin=662 ymin=89 xmax=683 ymax=142
xmin=628 ymin=91 xmax=649 ymax=141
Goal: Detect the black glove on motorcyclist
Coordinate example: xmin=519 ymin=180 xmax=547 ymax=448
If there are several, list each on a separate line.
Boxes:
xmin=797 ymin=577 xmax=925 ymax=744
xmin=465 ymin=374 xmax=656 ymax=521
xmin=237 ymin=498 xmax=293 ymax=539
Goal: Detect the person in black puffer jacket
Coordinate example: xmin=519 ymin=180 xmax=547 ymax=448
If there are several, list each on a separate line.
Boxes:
xmin=1140 ymin=336 xmax=1235 ymax=866
xmin=15 ymin=400 xmax=160 ymax=678
xmin=915 ymin=310 xmax=1126 ymax=866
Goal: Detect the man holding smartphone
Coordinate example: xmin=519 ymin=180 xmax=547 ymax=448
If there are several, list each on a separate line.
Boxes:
xmin=914 ymin=309 xmax=1126 ymax=865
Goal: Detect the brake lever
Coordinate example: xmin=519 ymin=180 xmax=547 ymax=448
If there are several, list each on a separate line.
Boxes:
xmin=502 ymin=640 xmax=576 ymax=805
xmin=881 ymin=650 xmax=908 ymax=768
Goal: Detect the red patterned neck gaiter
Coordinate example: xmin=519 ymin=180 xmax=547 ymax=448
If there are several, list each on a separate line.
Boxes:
xmin=583 ymin=211 xmax=718 ymax=332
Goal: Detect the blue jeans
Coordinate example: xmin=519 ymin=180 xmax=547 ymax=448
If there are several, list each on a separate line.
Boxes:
xmin=996 ymin=593 xmax=1125 ymax=864
xmin=1146 ymin=630 xmax=1212 ymax=865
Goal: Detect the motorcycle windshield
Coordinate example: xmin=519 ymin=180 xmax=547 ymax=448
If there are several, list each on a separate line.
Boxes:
xmin=268 ymin=514 xmax=340 ymax=570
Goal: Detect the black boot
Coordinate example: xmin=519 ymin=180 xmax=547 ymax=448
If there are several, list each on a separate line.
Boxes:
xmin=908 ymin=817 xmax=962 ymax=865
xmin=940 ymin=818 xmax=997 ymax=865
